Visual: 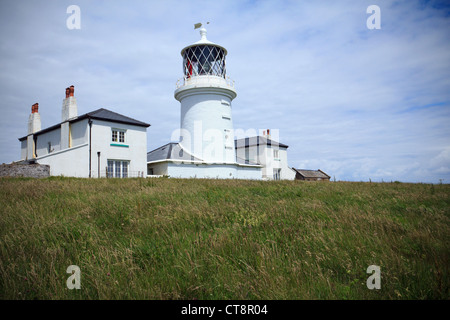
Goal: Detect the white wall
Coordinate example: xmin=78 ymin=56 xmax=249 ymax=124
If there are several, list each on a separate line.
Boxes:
xmin=147 ymin=162 xmax=168 ymax=176
xmin=166 ymin=162 xmax=261 ymax=180
xmin=36 ymin=143 xmax=89 ymax=177
xmin=90 ymin=120 xmax=147 ymax=178
xmin=70 ymin=119 xmax=88 ymax=146
xmin=263 ymin=146 xmax=295 ymax=180
xmin=20 ymin=140 xmax=27 ymax=160
xmin=278 ymin=148 xmax=296 ymax=180
xmin=61 ymin=122 xmax=70 ymax=150
xmin=236 ymin=145 xmax=259 ymax=165
xmin=26 ymin=135 xmax=34 ymax=160
xmin=235 ymin=164 xmax=263 ymax=180
xmin=36 ymin=127 xmax=62 ymax=157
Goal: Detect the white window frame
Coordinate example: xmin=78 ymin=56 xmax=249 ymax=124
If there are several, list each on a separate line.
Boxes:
xmin=107 ymin=160 xmax=130 ymax=178
xmin=273 ymin=149 xmax=280 ymax=160
xmin=111 ymin=128 xmax=126 ymax=144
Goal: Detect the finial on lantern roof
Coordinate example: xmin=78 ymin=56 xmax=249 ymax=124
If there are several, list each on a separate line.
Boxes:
xmin=194 ymin=22 xmax=210 ymax=41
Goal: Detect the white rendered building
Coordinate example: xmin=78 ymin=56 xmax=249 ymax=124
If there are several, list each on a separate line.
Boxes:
xmin=147 ymin=25 xmax=262 ymax=179
xmin=235 ymin=130 xmax=296 ymax=180
xmin=18 ymin=86 xmax=150 ymax=178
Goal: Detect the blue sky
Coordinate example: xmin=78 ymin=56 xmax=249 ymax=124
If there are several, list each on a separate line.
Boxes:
xmin=0 ymin=0 xmax=449 ymax=183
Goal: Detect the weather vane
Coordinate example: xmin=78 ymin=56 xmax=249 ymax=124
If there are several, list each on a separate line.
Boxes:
xmin=194 ymin=22 xmax=209 ymax=29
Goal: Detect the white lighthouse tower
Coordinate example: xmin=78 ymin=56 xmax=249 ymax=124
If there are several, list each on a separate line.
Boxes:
xmin=174 ymin=25 xmax=237 ymax=163
xmin=147 ymin=24 xmax=262 ymax=179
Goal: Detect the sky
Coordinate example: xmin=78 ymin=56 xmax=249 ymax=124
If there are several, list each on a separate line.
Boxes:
xmin=0 ymin=0 xmax=449 ymax=183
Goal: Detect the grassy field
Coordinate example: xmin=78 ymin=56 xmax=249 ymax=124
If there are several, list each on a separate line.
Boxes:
xmin=0 ymin=177 xmax=448 ymax=300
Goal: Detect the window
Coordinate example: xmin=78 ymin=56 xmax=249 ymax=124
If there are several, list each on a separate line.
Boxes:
xmin=273 ymin=168 xmax=281 ymax=180
xmin=115 ymin=161 xmax=121 ymax=177
xmin=107 ymin=160 xmax=114 ymax=177
xmin=107 ymin=160 xmax=129 ymax=178
xmin=273 ymin=149 xmax=279 ymax=159
xmin=111 ymin=129 xmax=126 ymax=143
xmin=183 ymin=45 xmax=226 ymax=78
xmin=122 ymin=162 xmax=128 ymax=178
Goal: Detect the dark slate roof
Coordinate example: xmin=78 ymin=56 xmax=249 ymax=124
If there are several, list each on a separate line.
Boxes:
xmin=19 ymin=108 xmax=150 ymax=141
xmin=78 ymin=108 xmax=150 ymax=128
xmin=147 ymin=143 xmax=202 ymax=162
xmin=147 ymin=143 xmax=176 ymax=162
xmin=292 ymin=168 xmax=330 ymax=179
xmin=235 ymin=136 xmax=289 ymax=149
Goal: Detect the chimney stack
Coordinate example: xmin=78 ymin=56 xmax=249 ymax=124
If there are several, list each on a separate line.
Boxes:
xmin=62 ymin=85 xmax=78 ymax=122
xmin=61 ymin=85 xmax=77 ymax=150
xmin=28 ymin=103 xmax=42 ymax=134
xmin=27 ymin=103 xmax=41 ymax=159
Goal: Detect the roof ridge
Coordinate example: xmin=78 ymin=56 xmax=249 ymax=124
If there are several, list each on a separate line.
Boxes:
xmin=147 ymin=142 xmax=177 ymax=154
xmin=84 ymin=108 xmax=150 ymax=127
xmin=234 ymin=135 xmax=289 ymax=148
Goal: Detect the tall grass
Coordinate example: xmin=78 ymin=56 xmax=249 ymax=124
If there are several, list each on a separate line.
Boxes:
xmin=0 ymin=177 xmax=448 ymax=299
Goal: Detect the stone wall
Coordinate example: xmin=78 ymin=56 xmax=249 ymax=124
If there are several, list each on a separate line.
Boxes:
xmin=0 ymin=163 xmax=50 ymax=178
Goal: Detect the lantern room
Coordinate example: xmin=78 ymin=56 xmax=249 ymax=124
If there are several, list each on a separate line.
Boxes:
xmin=180 ymin=27 xmax=227 ymax=79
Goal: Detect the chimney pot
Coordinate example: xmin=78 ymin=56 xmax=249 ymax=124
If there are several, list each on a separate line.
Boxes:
xmin=31 ymin=103 xmax=39 ymax=113
xmin=65 ymin=87 xmax=70 ymax=98
xmin=69 ymin=85 xmax=74 ymax=97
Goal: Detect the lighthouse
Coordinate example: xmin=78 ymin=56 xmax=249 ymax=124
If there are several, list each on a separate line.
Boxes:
xmin=146 ymin=25 xmax=262 ymax=179
xmin=174 ymin=25 xmax=237 ymax=163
